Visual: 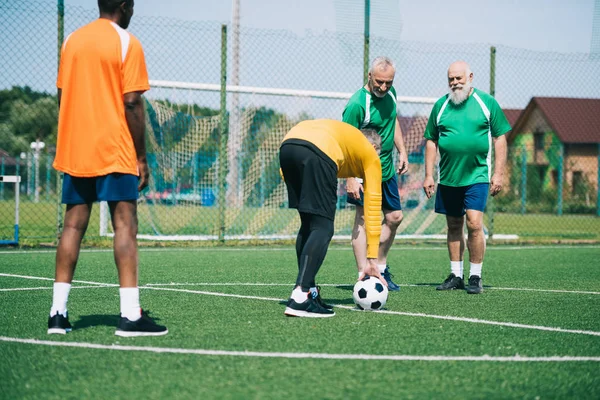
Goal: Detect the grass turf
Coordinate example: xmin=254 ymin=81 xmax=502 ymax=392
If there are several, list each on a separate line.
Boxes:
xmin=1 ymin=245 xmax=599 ymax=399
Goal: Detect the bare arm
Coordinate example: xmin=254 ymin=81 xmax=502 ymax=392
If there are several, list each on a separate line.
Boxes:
xmin=57 ymin=89 xmax=62 ymax=109
xmin=124 ymin=91 xmax=149 ymax=191
xmin=422 ymin=139 xmax=438 ymax=199
xmin=490 ymin=134 xmax=507 ymax=197
xmin=394 ymin=118 xmax=409 ymax=175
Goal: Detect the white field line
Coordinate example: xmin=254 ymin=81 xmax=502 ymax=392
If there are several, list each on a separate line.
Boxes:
xmin=0 ymin=244 xmax=599 ymax=256
xmin=3 ymin=272 xmax=597 ymax=296
xmin=0 ymin=273 xmax=118 ymax=287
xmin=2 ymin=273 xmax=600 ymax=337
xmin=1 ymin=336 xmax=599 ymax=362
xmin=143 ymin=282 xmax=600 ymax=295
xmin=0 ymin=285 xmax=113 ymax=292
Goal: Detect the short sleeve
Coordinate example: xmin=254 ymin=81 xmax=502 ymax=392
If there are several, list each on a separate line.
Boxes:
xmin=423 ymin=105 xmax=440 ymax=141
xmin=342 ymin=100 xmax=365 ymax=129
xmin=123 ymin=36 xmax=150 ymax=94
xmin=489 ymin=99 xmax=511 ymax=137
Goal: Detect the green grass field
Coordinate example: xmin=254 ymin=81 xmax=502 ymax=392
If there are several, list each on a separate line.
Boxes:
xmin=1 ymin=245 xmax=599 ymax=399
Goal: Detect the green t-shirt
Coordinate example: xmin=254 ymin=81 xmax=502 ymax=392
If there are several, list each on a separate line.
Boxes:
xmin=342 ymin=86 xmax=397 ymax=181
xmin=423 ymin=88 xmax=511 ymax=187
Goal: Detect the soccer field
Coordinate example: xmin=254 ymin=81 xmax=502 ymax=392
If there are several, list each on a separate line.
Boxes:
xmin=1 ymin=245 xmax=599 ymax=399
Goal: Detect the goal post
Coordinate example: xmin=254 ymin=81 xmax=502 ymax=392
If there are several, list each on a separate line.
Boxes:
xmin=98 ymin=80 xmax=516 ymax=242
xmin=0 ymin=175 xmax=21 ymax=246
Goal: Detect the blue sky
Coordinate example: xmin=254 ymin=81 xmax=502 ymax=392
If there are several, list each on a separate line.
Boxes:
xmin=65 ymin=0 xmax=596 ymax=53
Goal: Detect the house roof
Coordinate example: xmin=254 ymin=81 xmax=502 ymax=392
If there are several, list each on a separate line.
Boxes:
xmin=509 ymin=97 xmax=600 ymax=144
xmin=503 ymin=109 xmax=522 ymax=128
xmin=398 ymin=116 xmax=428 ymax=154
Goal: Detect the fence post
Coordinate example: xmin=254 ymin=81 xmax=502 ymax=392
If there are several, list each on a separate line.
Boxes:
xmin=218 ymin=24 xmax=228 ymax=243
xmin=56 ymin=0 xmax=65 ymax=243
xmin=521 ymin=144 xmax=527 ymax=214
xmin=0 ymin=156 xmax=4 ymax=200
xmin=597 ymin=143 xmax=600 ymax=217
xmin=363 ymin=0 xmax=370 ymax=84
xmin=557 ymin=143 xmax=564 ymax=216
xmin=487 ymin=46 xmax=496 ymax=240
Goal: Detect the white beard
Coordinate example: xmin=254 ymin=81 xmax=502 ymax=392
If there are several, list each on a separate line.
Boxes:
xmin=449 ymin=82 xmax=472 ymax=105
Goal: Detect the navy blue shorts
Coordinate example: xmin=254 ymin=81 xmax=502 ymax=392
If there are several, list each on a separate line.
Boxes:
xmin=435 ymin=183 xmax=489 ymax=217
xmin=347 ymin=174 xmax=402 ymax=211
xmin=61 ymin=173 xmax=139 ymax=204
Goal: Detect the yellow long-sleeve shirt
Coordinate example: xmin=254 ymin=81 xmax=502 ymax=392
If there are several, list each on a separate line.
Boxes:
xmin=282 ymin=119 xmax=382 ymax=258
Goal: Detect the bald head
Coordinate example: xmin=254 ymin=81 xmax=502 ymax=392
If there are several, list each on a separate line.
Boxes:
xmin=447 ymin=61 xmax=473 ymax=105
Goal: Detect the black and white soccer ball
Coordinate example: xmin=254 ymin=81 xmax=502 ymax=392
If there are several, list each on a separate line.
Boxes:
xmin=352 ymin=276 xmax=388 ymax=310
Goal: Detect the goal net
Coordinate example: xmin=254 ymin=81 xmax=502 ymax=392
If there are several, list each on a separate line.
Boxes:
xmin=100 ymin=81 xmax=452 ymax=241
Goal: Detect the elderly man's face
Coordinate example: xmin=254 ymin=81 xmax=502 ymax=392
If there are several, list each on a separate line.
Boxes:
xmin=368 ymin=66 xmax=395 ymax=98
xmin=447 ymin=66 xmax=472 ymax=91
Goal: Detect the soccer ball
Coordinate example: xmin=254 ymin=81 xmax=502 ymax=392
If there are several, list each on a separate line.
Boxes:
xmin=352 ymin=276 xmax=388 ymax=310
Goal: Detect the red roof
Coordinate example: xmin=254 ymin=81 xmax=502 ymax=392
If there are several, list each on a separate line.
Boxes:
xmin=510 ymin=97 xmax=600 ymax=144
xmin=503 ymin=109 xmax=522 ymax=128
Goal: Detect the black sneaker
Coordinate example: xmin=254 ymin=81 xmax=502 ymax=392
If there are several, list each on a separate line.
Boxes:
xmin=382 ymin=266 xmax=400 ymax=291
xmin=47 ymin=312 xmax=72 ymax=335
xmin=115 ymin=310 xmax=168 ymax=337
xmin=436 ymin=273 xmax=465 ymax=290
xmin=466 ymin=275 xmax=483 ymax=294
xmin=313 ymin=286 xmax=333 ymax=310
xmin=284 ymin=297 xmax=335 ymax=318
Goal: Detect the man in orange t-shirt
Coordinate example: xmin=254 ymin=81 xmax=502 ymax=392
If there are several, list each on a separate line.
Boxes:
xmin=48 ymin=0 xmax=167 ymax=337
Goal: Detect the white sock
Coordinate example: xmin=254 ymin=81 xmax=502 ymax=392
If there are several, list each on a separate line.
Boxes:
xmin=469 ymin=263 xmax=482 ymax=278
xmin=309 ymin=287 xmax=318 ymax=297
xmin=450 ymin=261 xmax=462 ymax=278
xmin=119 ymin=287 xmax=142 ymax=321
xmin=50 ymin=282 xmax=71 ymax=317
xmin=377 ymin=264 xmax=387 ymax=274
xmin=291 ymin=287 xmax=309 ymax=303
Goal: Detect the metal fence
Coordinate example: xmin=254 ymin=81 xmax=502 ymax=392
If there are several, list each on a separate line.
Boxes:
xmin=1 ymin=0 xmax=599 ymax=244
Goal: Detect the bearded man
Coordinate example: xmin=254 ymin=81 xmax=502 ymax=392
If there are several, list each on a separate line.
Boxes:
xmin=422 ymin=61 xmax=510 ymax=294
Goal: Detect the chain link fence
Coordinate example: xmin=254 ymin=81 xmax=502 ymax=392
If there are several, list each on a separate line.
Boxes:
xmin=1 ymin=0 xmax=599 ymax=244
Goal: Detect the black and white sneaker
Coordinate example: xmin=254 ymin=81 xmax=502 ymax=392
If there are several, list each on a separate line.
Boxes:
xmin=47 ymin=312 xmax=72 ymax=334
xmin=314 ymin=286 xmax=333 ymax=310
xmin=436 ymin=273 xmax=465 ymax=290
xmin=466 ymin=275 xmax=483 ymax=294
xmin=115 ymin=310 xmax=168 ymax=337
xmin=284 ymin=297 xmax=335 ymax=318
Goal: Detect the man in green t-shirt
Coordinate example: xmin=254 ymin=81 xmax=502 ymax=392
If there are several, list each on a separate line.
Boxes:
xmin=342 ymin=56 xmax=409 ymax=291
xmin=423 ymin=61 xmax=510 ymax=294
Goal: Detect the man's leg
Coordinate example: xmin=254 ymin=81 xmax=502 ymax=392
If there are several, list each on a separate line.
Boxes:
xmin=49 ymin=203 xmax=92 ymax=334
xmin=436 ymin=215 xmax=466 ymax=290
xmin=109 ymin=200 xmax=138 ymax=289
xmin=351 ymin=206 xmax=368 ymax=275
xmin=285 ymin=213 xmax=335 ymax=317
xmin=465 ymin=209 xmax=485 ymax=294
xmin=378 ymin=209 xmax=403 ymax=265
xmin=110 ymin=200 xmax=168 ymax=336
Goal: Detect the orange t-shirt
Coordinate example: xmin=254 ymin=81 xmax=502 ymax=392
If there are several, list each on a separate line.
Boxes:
xmin=54 ymin=18 xmax=150 ymax=177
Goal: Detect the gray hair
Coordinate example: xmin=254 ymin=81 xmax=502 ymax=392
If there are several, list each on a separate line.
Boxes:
xmin=369 ymin=56 xmax=396 ymax=74
xmin=360 ymin=128 xmax=381 ymax=154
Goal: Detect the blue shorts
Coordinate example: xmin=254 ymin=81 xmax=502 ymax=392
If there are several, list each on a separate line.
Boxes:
xmin=435 ymin=183 xmax=489 ymax=217
xmin=62 ymin=173 xmax=139 ymax=204
xmin=347 ymin=175 xmax=402 ymax=211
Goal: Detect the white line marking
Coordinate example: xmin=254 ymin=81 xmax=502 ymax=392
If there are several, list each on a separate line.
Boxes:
xmin=1 ymin=337 xmax=598 ymax=362
xmin=144 ymin=282 xmax=600 ymax=295
xmin=0 ymin=273 xmax=118 ymax=287
xmin=0 ymin=285 xmax=113 ymax=292
xmin=2 ymin=273 xmax=599 ymax=337
xmin=0 ymin=245 xmax=598 ymax=255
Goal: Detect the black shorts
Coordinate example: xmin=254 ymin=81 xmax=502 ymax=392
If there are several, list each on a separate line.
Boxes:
xmin=279 ymin=141 xmax=338 ymax=220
